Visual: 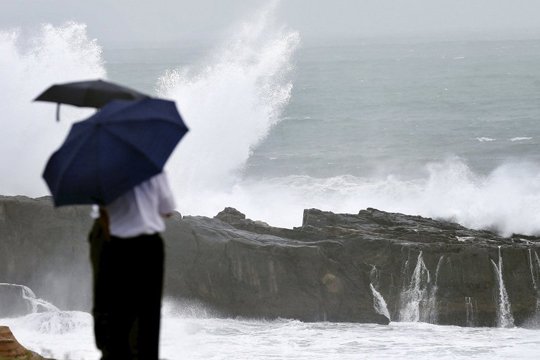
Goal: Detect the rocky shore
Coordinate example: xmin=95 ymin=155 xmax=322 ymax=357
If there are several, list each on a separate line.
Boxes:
xmin=2 ymin=195 xmax=540 ymax=327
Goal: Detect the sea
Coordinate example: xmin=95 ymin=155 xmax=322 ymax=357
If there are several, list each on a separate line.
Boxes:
xmin=2 ymin=3 xmax=540 ymax=359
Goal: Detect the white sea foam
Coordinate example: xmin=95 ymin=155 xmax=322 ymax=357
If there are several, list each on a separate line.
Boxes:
xmin=1 ymin=312 xmax=96 ymax=359
xmin=476 ymin=137 xmax=496 ymax=142
xmin=11 ymin=311 xmax=92 ymax=334
xmin=0 ymin=22 xmax=105 ymax=197
xmin=509 ymin=137 xmax=532 ymax=141
xmin=3 ymin=314 xmax=540 ymax=360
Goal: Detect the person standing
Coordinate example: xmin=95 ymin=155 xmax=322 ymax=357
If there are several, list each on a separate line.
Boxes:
xmin=88 ymin=171 xmax=176 ymax=359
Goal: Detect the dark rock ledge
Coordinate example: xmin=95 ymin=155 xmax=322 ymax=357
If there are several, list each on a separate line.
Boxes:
xmin=2 ymin=195 xmax=540 ymax=327
xmin=168 ymin=207 xmax=540 ymax=327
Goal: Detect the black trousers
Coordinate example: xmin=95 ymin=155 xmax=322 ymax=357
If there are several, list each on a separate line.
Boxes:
xmin=89 ymin=220 xmax=164 ymax=360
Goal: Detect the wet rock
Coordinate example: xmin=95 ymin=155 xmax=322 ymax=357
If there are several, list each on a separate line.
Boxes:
xmin=2 ymin=195 xmax=540 ymax=327
xmin=0 ymin=326 xmax=49 ymax=360
xmin=167 ymin=207 xmax=540 ymax=326
xmin=0 ymin=196 xmax=93 ymax=312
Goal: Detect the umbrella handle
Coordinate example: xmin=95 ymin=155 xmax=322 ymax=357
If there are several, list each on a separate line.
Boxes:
xmin=56 ymin=103 xmax=60 ymax=122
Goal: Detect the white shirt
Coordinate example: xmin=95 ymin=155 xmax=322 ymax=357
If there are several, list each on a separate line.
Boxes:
xmin=94 ymin=172 xmax=176 ymax=238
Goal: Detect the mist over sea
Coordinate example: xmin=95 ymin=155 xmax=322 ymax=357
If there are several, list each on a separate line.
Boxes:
xmin=3 ymin=3 xmax=540 ymax=359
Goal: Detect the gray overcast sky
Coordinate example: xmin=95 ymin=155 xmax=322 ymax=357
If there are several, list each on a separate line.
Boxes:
xmin=1 ymin=0 xmax=540 ymax=46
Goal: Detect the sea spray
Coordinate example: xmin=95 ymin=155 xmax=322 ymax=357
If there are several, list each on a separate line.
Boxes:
xmin=0 ymin=283 xmax=59 ymax=314
xmin=162 ymin=297 xmax=222 ymax=319
xmin=0 ymin=22 xmax=105 ymax=197
xmin=18 ymin=285 xmax=59 ymax=314
xmin=17 ymin=311 xmax=92 ymax=334
xmin=217 ymin=158 xmax=540 ymax=233
xmin=156 ymin=2 xmax=300 ymax=218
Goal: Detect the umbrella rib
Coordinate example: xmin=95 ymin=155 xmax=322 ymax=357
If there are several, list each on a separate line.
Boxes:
xmin=93 ymin=97 xmax=155 ymax=119
xmin=105 ymin=116 xmax=185 ymax=127
xmin=57 ymin=124 xmax=95 ymax=149
xmin=101 ymin=126 xmax=163 ymax=169
xmin=53 ymin=131 xmax=95 ymax=198
xmin=97 ymin=129 xmax=105 ymax=205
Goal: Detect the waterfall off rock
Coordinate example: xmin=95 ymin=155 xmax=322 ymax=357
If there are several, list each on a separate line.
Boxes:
xmin=399 ymin=251 xmax=435 ymax=322
xmin=369 ymin=266 xmax=391 ymax=320
xmin=491 ymin=247 xmax=514 ymax=328
xmin=524 ymin=249 xmax=540 ymax=327
xmin=425 ymin=255 xmax=443 ymax=324
xmin=434 ymin=255 xmax=445 ymax=285
xmin=528 ymin=249 xmax=540 ymax=295
xmin=465 ymin=297 xmax=477 ymax=327
xmin=370 ymin=283 xmax=391 ymax=320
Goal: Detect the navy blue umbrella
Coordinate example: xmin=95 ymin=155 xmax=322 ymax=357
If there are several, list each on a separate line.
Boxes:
xmin=43 ymin=98 xmax=188 ymax=206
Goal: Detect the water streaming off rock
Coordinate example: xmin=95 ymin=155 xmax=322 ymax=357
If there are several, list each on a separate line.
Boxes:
xmin=490 ymin=247 xmax=514 ymax=328
xmin=465 ymin=296 xmax=477 ymax=327
xmin=370 ymin=283 xmax=391 ymax=320
xmin=399 ymin=251 xmax=437 ymax=323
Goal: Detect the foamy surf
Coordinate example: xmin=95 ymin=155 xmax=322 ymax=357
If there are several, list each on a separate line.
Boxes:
xmin=3 ymin=313 xmax=540 ymax=360
xmin=0 ymin=22 xmax=105 ymax=197
xmin=169 ymin=157 xmax=540 ymax=237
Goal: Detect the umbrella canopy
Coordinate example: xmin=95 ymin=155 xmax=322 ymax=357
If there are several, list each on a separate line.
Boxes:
xmin=43 ymin=98 xmax=188 ymax=207
xmin=34 ymin=79 xmax=149 ymax=121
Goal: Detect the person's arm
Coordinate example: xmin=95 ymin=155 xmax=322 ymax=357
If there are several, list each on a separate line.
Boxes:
xmin=155 ymin=172 xmax=176 ymax=217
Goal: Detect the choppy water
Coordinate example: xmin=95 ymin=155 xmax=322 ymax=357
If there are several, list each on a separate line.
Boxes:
xmin=3 ymin=310 xmax=540 ymax=360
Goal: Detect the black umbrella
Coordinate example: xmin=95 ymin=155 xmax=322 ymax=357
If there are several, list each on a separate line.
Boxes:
xmin=34 ymin=79 xmax=149 ymax=121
